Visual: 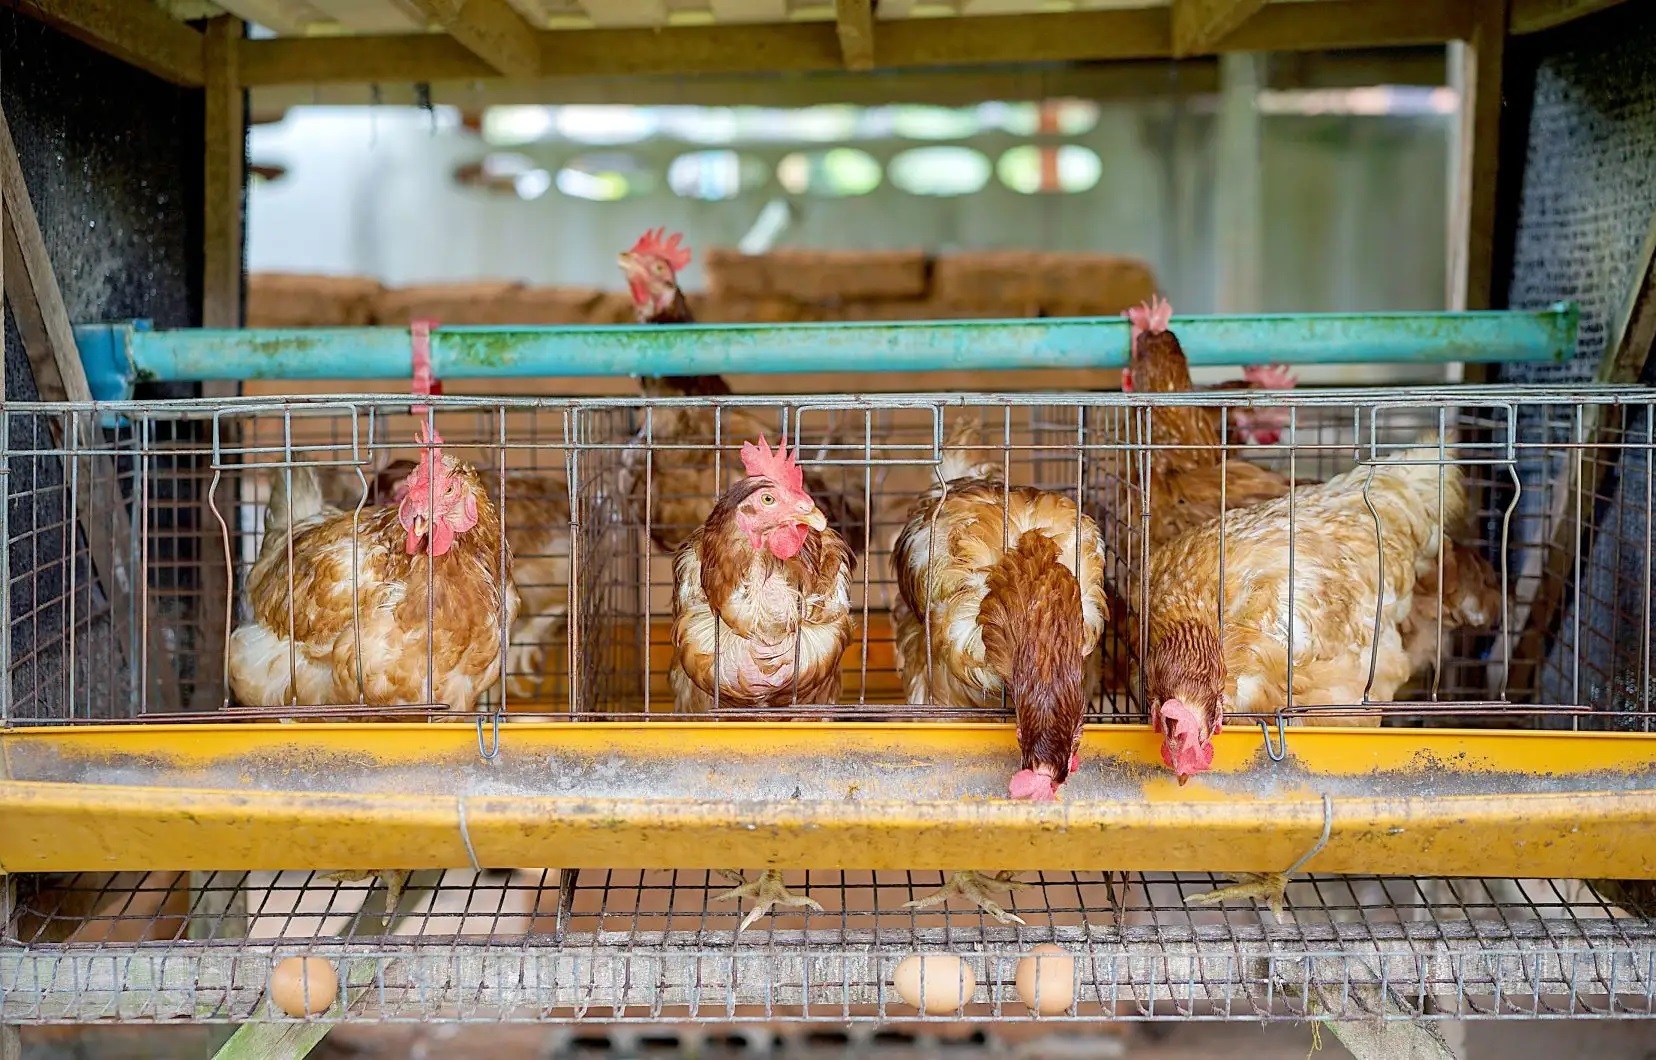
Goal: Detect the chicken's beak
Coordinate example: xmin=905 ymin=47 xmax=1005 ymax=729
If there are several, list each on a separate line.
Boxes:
xmin=413 ymin=514 xmax=430 ymax=540
xmin=1176 ymin=774 xmax=1190 ymax=787
xmin=800 ymin=507 xmax=827 ymax=532
xmin=617 ymin=251 xmax=641 ymax=275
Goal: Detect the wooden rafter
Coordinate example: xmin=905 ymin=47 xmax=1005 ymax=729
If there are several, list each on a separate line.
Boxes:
xmin=1510 ymin=0 xmax=1629 ymax=34
xmin=834 ymin=0 xmax=874 ymax=71
xmin=1171 ymin=0 xmax=1266 ymax=58
xmin=14 ymin=0 xmax=205 ymax=85
xmin=236 ymin=1 xmax=1470 ymax=86
xmin=406 ymin=0 xmax=542 ymax=78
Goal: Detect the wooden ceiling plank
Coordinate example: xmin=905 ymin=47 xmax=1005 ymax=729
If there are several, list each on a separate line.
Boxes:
xmin=833 ymin=0 xmax=873 ymax=69
xmin=1510 ymin=0 xmax=1628 ymax=35
xmin=238 ymin=1 xmax=1467 ymax=85
xmin=303 ymin=0 xmax=428 ymax=32
xmin=579 ymin=0 xmax=669 ymax=27
xmin=406 ymin=0 xmax=543 ymax=76
xmin=209 ymin=0 xmax=322 ymax=35
xmin=1171 ymin=0 xmax=1266 ymax=58
xmin=16 ymin=0 xmax=205 ymax=84
xmin=706 ymin=0 xmax=787 ymax=23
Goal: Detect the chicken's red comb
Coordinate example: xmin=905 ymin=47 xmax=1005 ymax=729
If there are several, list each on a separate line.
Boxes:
xmin=1125 ymin=294 xmax=1173 ymax=336
xmin=628 ymin=227 xmax=691 ymax=273
xmin=740 ymin=434 xmax=805 ymax=494
xmin=1009 ymin=769 xmax=1059 ymax=802
xmin=414 ymin=423 xmax=445 ymax=448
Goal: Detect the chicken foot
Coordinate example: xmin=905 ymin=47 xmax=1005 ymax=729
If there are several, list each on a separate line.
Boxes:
xmin=322 ymin=869 xmax=412 ymax=928
xmin=1183 ymin=873 xmax=1291 ymax=922
xmin=713 ymin=869 xmax=824 ymax=933
xmin=903 ymin=871 xmax=1031 ymax=926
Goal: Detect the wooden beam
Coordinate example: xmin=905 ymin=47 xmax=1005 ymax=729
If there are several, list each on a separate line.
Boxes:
xmin=834 ymin=0 xmax=874 ymax=70
xmin=0 ymin=108 xmax=183 ymax=711
xmin=407 ymin=0 xmax=542 ymax=77
xmin=1172 ymin=0 xmax=1267 ymax=58
xmin=247 ymin=48 xmax=1447 ymax=116
xmin=1446 ymin=0 xmax=1506 ymax=313
xmin=239 ymin=1 xmax=1470 ymax=86
xmin=1510 ymin=0 xmax=1628 ymax=34
xmin=9 ymin=0 xmax=206 ymax=84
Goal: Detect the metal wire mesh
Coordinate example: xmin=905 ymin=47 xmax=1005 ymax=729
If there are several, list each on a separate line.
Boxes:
xmin=5 ymin=869 xmax=1654 ymax=1023
xmin=3 ymin=387 xmax=1654 ymax=1025
xmin=2 ymin=387 xmax=1650 ymax=728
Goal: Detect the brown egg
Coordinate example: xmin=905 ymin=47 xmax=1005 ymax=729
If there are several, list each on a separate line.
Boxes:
xmin=1015 ymin=943 xmax=1076 ymax=1015
xmin=892 ymin=953 xmax=976 ymax=1015
xmin=269 ymin=956 xmax=337 ymax=1017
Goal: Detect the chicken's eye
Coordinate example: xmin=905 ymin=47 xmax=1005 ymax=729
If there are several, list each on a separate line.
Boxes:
xmin=760 ymin=492 xmax=776 ymax=506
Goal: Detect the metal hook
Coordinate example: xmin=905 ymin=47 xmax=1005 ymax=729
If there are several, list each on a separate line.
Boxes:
xmin=1257 ymin=711 xmax=1289 ymax=762
xmin=455 ymin=796 xmax=482 ymax=872
xmin=476 ymin=710 xmax=503 ymax=761
xmin=1284 ymin=793 xmax=1335 ymax=877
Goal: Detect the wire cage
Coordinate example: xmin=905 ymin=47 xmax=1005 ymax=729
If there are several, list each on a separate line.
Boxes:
xmin=2 ymin=385 xmax=1654 ymax=1026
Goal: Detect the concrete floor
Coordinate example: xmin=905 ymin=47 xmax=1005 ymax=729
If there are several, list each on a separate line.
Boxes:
xmin=16 ymin=1021 xmax=1656 ymax=1059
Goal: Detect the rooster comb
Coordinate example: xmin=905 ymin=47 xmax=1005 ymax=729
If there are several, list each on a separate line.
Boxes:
xmin=1125 ymin=294 xmax=1173 ymax=336
xmin=740 ymin=434 xmax=805 ymax=494
xmin=628 ymin=227 xmax=691 ymax=273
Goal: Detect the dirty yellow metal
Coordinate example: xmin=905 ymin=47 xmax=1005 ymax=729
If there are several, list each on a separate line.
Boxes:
xmin=1 ymin=722 xmax=1652 ymax=879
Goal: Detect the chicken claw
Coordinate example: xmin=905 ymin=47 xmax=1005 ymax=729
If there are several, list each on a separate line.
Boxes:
xmin=322 ymin=869 xmax=411 ymax=918
xmin=1183 ymin=872 xmax=1291 ymax=922
xmin=903 ymin=871 xmax=1031 ymax=926
xmin=713 ymin=869 xmax=823 ymax=932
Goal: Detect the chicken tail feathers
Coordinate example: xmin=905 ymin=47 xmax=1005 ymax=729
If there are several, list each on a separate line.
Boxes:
xmin=937 ymin=418 xmax=999 ymax=484
xmin=261 ymin=464 xmax=326 ymax=559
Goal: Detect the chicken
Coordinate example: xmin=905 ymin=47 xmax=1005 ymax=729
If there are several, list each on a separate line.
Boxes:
xmin=229 ymin=427 xmax=520 ymax=911
xmin=888 ymin=422 xmax=1110 ymax=923
xmin=616 ymin=229 xmax=867 ymax=555
xmin=669 ymin=435 xmax=856 ymax=930
xmin=1400 ymin=540 xmax=1503 ymax=681
xmin=1120 ymin=296 xmax=1297 ymax=447
xmin=372 ymin=458 xmax=571 ymax=702
xmin=1139 ymin=444 xmax=1467 ymax=913
xmin=1121 ymin=296 xmax=1293 ymax=548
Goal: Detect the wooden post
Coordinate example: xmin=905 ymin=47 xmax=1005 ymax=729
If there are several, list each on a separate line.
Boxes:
xmin=1214 ymin=51 xmax=1264 ymax=314
xmin=194 ymin=16 xmax=245 ymax=714
xmin=1447 ymin=0 xmax=1507 ymax=315
xmin=193 ymin=19 xmax=251 ymax=993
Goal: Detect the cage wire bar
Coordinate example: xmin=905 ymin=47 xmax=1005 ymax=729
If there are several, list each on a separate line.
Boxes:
xmin=2 ymin=382 xmax=1655 ymax=1026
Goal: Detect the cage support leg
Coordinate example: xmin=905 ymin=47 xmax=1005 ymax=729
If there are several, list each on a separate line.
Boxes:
xmin=210 ymin=1021 xmax=332 ymax=1060
xmin=1320 ymin=1016 xmax=1459 ymax=1060
xmin=1 ymin=876 xmax=18 ymax=1060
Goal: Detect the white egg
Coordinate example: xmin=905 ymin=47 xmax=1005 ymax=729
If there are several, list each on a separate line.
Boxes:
xmin=1014 ymin=944 xmax=1076 ymax=1015
xmin=892 ymin=953 xmax=976 ymax=1014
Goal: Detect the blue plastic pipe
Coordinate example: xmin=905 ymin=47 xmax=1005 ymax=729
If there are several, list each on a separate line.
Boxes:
xmin=75 ymin=305 xmax=1579 ymax=402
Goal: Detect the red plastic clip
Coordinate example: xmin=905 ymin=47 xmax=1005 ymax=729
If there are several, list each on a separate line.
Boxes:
xmin=411 ymin=318 xmax=443 ymax=414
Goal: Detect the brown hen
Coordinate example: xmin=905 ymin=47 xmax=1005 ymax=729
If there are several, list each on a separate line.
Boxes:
xmin=615 ymin=229 xmax=867 ymax=555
